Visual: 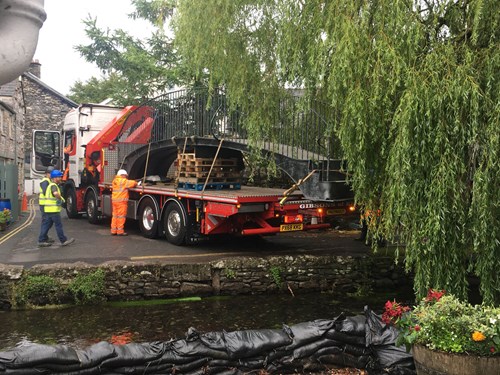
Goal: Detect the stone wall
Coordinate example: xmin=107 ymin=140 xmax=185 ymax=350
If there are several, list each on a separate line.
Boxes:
xmin=22 ymin=75 xmax=75 ymax=178
xmin=0 ymin=81 xmax=25 ymax=180
xmin=0 ymin=254 xmax=411 ymax=308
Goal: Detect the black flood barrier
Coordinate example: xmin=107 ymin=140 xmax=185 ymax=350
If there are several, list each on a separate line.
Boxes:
xmin=0 ymin=307 xmax=415 ymax=374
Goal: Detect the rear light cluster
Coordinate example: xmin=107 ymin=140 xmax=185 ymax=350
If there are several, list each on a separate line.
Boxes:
xmin=284 ymin=214 xmax=303 ymax=224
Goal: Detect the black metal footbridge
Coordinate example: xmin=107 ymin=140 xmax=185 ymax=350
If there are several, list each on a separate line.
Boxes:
xmin=112 ymin=88 xmax=353 ymax=202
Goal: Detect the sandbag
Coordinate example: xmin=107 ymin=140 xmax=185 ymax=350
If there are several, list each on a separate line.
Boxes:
xmin=372 ymin=344 xmax=415 ymax=369
xmin=223 ymin=328 xmax=292 ymax=359
xmin=284 ymin=318 xmax=337 ymax=347
xmin=199 ymin=331 xmax=226 ymax=351
xmin=39 ymin=341 xmax=117 ymax=372
xmin=291 ymin=338 xmax=341 ymax=360
xmin=171 ymin=338 xmax=229 ymax=359
xmin=335 ymin=315 xmax=367 ymax=337
xmin=0 ymin=343 xmax=80 ymax=369
xmin=365 ymin=307 xmax=399 ymax=346
xmin=100 ymin=342 xmax=165 ymax=368
xmin=324 ymin=330 xmax=366 ymax=346
xmin=147 ymin=349 xmax=196 ymax=366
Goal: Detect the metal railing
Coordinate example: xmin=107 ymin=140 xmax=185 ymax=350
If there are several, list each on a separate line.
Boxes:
xmin=116 ymin=88 xmax=346 ymax=182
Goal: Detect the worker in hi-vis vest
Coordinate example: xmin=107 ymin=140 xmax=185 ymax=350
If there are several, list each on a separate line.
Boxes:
xmin=37 ymin=170 xmax=75 ymax=247
xmin=38 ymin=166 xmax=55 ymax=245
xmin=111 ymin=169 xmax=138 ymax=236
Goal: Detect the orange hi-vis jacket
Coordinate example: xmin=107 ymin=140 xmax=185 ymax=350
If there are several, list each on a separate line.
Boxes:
xmin=111 ymin=175 xmax=138 ymax=235
xmin=111 ymin=175 xmax=138 ymax=202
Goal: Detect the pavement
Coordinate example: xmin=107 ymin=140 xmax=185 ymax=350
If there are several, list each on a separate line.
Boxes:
xmin=0 ymin=197 xmax=370 ymax=268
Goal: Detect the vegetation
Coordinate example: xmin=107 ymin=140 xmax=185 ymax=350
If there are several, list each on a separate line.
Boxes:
xmin=67 ymin=269 xmax=106 ymax=305
xmin=14 ymin=275 xmax=65 ymax=307
xmin=269 ymin=266 xmax=283 ymax=288
xmin=72 ymin=0 xmax=499 ymax=304
xmin=384 ymin=289 xmax=500 ymax=356
xmin=173 ymin=0 xmax=500 ymax=304
xmin=13 ymin=270 xmax=107 ymax=307
xmin=69 ymin=0 xmax=180 ymax=104
xmin=224 ymin=268 xmax=236 ymax=279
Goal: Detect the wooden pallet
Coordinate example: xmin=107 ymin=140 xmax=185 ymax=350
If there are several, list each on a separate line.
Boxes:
xmin=178 ymin=153 xmax=238 ymax=165
xmin=177 ymin=152 xmax=241 ymax=189
xmin=178 ymin=171 xmax=241 ymax=179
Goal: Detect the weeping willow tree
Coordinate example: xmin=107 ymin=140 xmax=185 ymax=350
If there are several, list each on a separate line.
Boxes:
xmin=174 ymin=0 xmax=499 ymax=304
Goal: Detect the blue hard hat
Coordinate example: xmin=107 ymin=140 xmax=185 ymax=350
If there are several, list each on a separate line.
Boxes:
xmin=50 ymin=170 xmax=64 ymax=178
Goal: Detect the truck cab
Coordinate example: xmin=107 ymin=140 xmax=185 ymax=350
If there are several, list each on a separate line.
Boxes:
xmin=32 ymin=104 xmax=125 ymax=180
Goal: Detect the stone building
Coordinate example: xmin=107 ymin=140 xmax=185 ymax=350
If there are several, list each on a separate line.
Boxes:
xmin=0 ymin=61 xmax=77 ymax=218
xmin=19 ymin=61 xmax=78 ymax=182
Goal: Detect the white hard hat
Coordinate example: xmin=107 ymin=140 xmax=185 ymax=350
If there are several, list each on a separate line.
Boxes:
xmin=117 ymin=169 xmax=128 ymax=176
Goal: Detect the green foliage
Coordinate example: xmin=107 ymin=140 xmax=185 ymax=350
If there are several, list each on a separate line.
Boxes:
xmin=224 ymin=268 xmax=236 ymax=279
xmin=0 ymin=208 xmax=12 ymax=224
xmin=174 ymin=0 xmax=500 ymax=304
xmin=14 ymin=275 xmax=64 ymax=307
xmin=71 ymin=0 xmax=180 ymax=104
xmin=269 ymin=266 xmax=283 ymax=287
xmin=67 ymin=269 xmax=106 ymax=305
xmin=390 ymin=293 xmax=500 ymax=356
xmin=14 ymin=270 xmax=107 ymax=307
xmin=68 ymin=74 xmax=120 ymax=104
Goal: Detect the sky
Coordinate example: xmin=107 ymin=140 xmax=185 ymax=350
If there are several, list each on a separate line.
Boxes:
xmin=33 ymin=0 xmax=152 ymax=96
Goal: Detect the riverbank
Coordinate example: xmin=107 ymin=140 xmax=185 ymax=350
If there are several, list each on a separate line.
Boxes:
xmin=0 ymin=250 xmax=411 ymax=309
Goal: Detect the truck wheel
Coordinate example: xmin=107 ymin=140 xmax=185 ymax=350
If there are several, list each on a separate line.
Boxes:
xmin=65 ymin=187 xmax=80 ymax=219
xmin=138 ymin=197 xmax=159 ymax=238
xmin=164 ymin=202 xmax=186 ymax=245
xmin=85 ymin=190 xmax=100 ymax=224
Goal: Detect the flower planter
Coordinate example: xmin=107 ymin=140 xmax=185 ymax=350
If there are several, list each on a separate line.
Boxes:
xmin=413 ymin=344 xmax=500 ymax=375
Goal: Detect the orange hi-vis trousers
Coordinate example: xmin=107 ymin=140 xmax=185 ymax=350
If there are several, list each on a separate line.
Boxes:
xmin=111 ymin=201 xmax=127 ymax=235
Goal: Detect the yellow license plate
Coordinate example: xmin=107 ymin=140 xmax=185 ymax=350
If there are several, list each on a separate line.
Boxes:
xmin=327 ymin=209 xmax=346 ymax=215
xmin=280 ymin=223 xmax=304 ymax=232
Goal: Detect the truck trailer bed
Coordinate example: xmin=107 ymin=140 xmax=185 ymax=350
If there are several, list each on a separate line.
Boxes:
xmin=108 ymin=183 xmax=303 ymax=205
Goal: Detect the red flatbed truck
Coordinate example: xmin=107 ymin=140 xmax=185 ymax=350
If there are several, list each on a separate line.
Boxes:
xmin=96 ymin=182 xmax=354 ymax=245
xmin=32 ymin=98 xmax=356 ymax=246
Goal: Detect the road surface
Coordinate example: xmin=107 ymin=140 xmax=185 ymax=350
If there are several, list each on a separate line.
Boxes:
xmin=0 ymin=198 xmax=367 ymax=268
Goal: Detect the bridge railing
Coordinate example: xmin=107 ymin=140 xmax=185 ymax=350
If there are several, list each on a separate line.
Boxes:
xmin=116 ymin=88 xmax=346 ymax=176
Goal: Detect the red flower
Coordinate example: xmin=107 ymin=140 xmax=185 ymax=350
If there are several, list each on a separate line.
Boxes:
xmin=382 ymin=299 xmax=410 ymax=325
xmin=414 ymin=325 xmax=421 ymax=331
xmin=425 ymin=289 xmax=445 ymax=303
xmin=491 ymin=347 xmax=496 ymax=353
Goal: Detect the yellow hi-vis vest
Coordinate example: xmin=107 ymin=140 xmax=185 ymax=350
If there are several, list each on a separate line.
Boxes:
xmin=44 ymin=182 xmax=63 ymax=213
xmin=38 ymin=177 xmax=51 ymax=207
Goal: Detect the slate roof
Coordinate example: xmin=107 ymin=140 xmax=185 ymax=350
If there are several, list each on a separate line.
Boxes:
xmin=0 ymin=73 xmax=78 ymax=108
xmin=0 ymin=80 xmax=18 ymax=97
xmin=23 ymin=72 xmax=78 ymax=107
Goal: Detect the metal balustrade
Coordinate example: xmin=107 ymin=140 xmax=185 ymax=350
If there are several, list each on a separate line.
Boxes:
xmin=113 ymin=88 xmax=352 ymax=201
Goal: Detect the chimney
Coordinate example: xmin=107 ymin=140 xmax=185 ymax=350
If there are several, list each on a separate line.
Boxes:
xmin=28 ymin=59 xmax=41 ymax=78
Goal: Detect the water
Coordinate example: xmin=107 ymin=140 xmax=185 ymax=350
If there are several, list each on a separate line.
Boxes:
xmin=0 ymin=290 xmax=414 ymax=351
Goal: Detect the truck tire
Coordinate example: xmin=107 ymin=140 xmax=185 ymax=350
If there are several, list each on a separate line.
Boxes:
xmin=65 ymin=187 xmax=80 ymax=219
xmin=164 ymin=201 xmax=186 ymax=245
xmin=85 ymin=190 xmax=100 ymax=224
xmin=138 ymin=197 xmax=159 ymax=239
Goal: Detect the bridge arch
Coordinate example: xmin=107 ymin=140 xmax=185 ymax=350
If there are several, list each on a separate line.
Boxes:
xmin=115 ymin=88 xmax=352 ymax=202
